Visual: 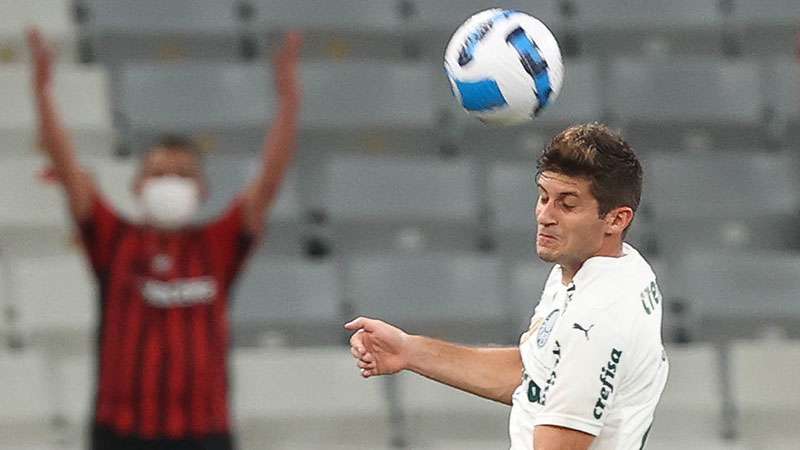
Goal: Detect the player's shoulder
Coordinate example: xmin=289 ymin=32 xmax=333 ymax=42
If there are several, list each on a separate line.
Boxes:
xmin=573 ymin=244 xmax=656 ymax=312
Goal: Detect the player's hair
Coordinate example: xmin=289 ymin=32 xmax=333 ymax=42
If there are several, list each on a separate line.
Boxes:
xmin=537 ymin=123 xmax=642 ymax=219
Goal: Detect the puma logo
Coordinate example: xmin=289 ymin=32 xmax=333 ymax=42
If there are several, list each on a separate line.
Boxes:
xmin=573 ymin=322 xmax=594 ymax=340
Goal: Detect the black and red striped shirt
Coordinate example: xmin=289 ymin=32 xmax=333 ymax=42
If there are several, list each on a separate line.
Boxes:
xmin=79 ymin=194 xmax=253 ymax=440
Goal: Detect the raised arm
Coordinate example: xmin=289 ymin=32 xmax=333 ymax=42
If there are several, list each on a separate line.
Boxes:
xmin=242 ymin=32 xmax=302 ymax=234
xmin=345 ymin=317 xmax=523 ymax=405
xmin=27 ymin=28 xmax=94 ymax=222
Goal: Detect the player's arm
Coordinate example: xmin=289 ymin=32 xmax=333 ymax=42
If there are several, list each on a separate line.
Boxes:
xmin=345 ymin=317 xmax=523 ymax=405
xmin=242 ymin=32 xmax=302 ymax=234
xmin=532 ymin=425 xmax=594 ymax=450
xmin=27 ymin=28 xmax=94 ymax=222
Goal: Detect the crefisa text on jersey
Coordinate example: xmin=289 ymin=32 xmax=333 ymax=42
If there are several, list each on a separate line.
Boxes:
xmin=593 ymin=347 xmax=623 ymax=419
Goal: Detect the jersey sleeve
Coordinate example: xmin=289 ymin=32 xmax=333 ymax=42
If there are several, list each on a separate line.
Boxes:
xmin=203 ymin=196 xmax=256 ymax=289
xmin=78 ymin=192 xmax=127 ymax=274
xmin=534 ymin=307 xmax=628 ymax=436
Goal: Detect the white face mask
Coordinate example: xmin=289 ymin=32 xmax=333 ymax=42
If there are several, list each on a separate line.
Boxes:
xmin=139 ymin=176 xmax=200 ymax=229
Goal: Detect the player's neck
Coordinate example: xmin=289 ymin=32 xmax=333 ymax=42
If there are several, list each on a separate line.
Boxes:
xmin=560 ymin=241 xmax=624 ymax=285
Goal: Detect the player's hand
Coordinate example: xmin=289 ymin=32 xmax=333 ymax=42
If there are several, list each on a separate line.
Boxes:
xmin=27 ymin=27 xmax=54 ymax=92
xmin=272 ymin=31 xmax=302 ymax=108
xmin=345 ymin=317 xmax=410 ymax=378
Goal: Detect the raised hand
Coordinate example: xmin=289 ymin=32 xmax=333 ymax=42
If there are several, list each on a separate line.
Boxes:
xmin=345 ymin=317 xmax=412 ymax=378
xmin=27 ymin=27 xmax=54 ymax=92
xmin=272 ymin=31 xmax=303 ymax=108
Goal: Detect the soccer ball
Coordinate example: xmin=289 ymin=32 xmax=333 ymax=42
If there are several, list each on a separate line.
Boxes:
xmin=444 ymin=9 xmax=564 ymax=125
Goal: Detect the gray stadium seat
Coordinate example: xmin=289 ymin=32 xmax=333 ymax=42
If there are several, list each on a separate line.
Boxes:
xmin=649 ymin=344 xmax=723 ymax=441
xmin=84 ymin=0 xmax=242 ymax=62
xmin=608 ymin=57 xmax=763 ymax=125
xmin=9 ymin=252 xmax=96 ymax=341
xmin=324 ymin=154 xmax=477 ymax=223
xmin=405 ymin=0 xmax=560 ymax=33
xmin=119 ymin=62 xmax=271 ymax=133
xmin=322 ymin=154 xmax=479 ymax=253
xmin=398 ymin=369 xmax=510 ymax=448
xmin=645 ymin=152 xmax=800 ymax=254
xmin=54 ymin=352 xmax=93 ymax=444
xmin=347 ymin=252 xmax=505 ymax=341
xmin=233 ymin=347 xmax=389 ymax=448
xmin=201 ymin=154 xmax=299 ymax=223
xmin=489 ymin=162 xmax=536 ymax=234
xmin=232 ymin=258 xmax=341 ymax=344
xmin=730 ymin=0 xmax=800 ymax=27
xmin=768 ymin=58 xmax=800 ymax=135
xmin=0 ymin=64 xmax=112 ymax=158
xmin=0 ymin=348 xmax=52 ymax=426
xmin=572 ymin=0 xmax=723 ymax=31
xmin=730 ymin=339 xmax=800 ymax=447
xmin=0 ymin=156 xmax=71 ymax=229
xmin=681 ymin=251 xmax=800 ymax=335
xmin=509 ymin=260 xmax=553 ymax=339
xmin=645 ymin=152 xmax=800 ymax=220
xmin=301 ymin=61 xmax=436 ymax=131
xmin=254 ymin=0 xmax=401 ymax=33
xmin=0 ymin=0 xmax=75 ymax=63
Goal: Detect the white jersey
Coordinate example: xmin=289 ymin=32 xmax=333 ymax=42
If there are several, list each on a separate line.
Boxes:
xmin=509 ymin=243 xmax=668 ymax=450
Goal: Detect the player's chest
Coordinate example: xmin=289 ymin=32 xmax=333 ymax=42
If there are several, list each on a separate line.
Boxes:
xmin=111 ymin=236 xmax=220 ymax=308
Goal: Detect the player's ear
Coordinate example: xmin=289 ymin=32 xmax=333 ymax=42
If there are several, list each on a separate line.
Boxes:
xmin=604 ymin=206 xmax=634 ymax=236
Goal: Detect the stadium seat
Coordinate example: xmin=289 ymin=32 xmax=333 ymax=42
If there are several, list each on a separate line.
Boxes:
xmin=301 ymin=61 xmax=436 ymax=131
xmin=768 ymin=58 xmax=800 ymax=136
xmin=201 ymin=154 xmax=299 ymax=223
xmin=322 ymin=154 xmax=479 ymax=252
xmin=730 ymin=0 xmax=800 ymax=28
xmin=0 ymin=350 xmax=53 ymax=442
xmin=324 ymin=154 xmax=477 ymax=223
xmin=232 ymin=257 xmax=341 ymax=344
xmin=0 ymin=63 xmax=112 ymax=158
xmin=645 ymin=152 xmax=800 ymax=255
xmin=649 ymin=344 xmax=723 ymax=440
xmin=730 ymin=339 xmax=800 ymax=444
xmin=680 ymin=251 xmax=800 ymax=337
xmin=83 ymin=0 xmax=242 ymax=62
xmin=398 ymin=371 xmax=510 ymax=446
xmin=489 ymin=161 xmax=537 ymax=235
xmin=53 ymin=352 xmax=94 ymax=433
xmin=607 ymin=57 xmax=763 ymax=126
xmin=9 ymin=252 xmax=96 ymax=340
xmin=253 ymin=0 xmax=401 ymax=33
xmin=404 ymin=0 xmax=560 ymax=34
xmin=508 ymin=260 xmax=553 ymax=340
xmin=347 ymin=252 xmax=506 ymax=342
xmin=645 ymin=439 xmax=752 ymax=450
xmin=0 ymin=0 xmax=75 ymax=63
xmin=572 ymin=0 xmax=723 ymax=32
xmin=118 ymin=62 xmax=270 ymax=133
xmin=233 ymin=347 xmax=389 ymax=447
xmin=0 ymin=155 xmax=71 ymax=229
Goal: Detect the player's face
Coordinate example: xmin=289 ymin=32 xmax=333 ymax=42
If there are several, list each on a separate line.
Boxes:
xmin=134 ymin=146 xmax=206 ymax=197
xmin=535 ymin=171 xmax=608 ymax=268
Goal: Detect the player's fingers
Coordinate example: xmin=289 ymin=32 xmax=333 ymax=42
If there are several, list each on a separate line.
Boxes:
xmin=360 ymin=352 xmax=375 ymax=363
xmin=348 ymin=330 xmax=366 ymax=354
xmin=350 ymin=346 xmax=361 ymax=360
xmin=344 ymin=316 xmax=367 ymax=331
xmin=360 ymin=368 xmax=372 ymax=378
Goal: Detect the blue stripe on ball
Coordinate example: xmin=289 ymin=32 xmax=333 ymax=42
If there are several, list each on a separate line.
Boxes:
xmin=454 ymin=78 xmax=508 ymax=112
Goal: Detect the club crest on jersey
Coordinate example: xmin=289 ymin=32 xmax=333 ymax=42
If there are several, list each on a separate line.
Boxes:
xmin=537 ymin=309 xmax=560 ymax=348
xmin=520 ymin=316 xmax=544 ymax=344
xmin=151 ymin=254 xmax=173 ymax=274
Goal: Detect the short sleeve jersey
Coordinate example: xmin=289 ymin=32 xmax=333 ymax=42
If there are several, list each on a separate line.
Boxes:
xmin=509 ymin=243 xmax=669 ymax=450
xmin=79 ymin=193 xmax=254 ymax=440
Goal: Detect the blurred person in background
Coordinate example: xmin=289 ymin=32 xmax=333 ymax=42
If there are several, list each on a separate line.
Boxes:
xmin=347 ymin=124 xmax=668 ymax=450
xmin=27 ymin=28 xmax=301 ymax=450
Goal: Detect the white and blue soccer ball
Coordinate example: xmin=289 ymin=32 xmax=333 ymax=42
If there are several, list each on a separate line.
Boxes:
xmin=444 ymin=9 xmax=564 ymax=125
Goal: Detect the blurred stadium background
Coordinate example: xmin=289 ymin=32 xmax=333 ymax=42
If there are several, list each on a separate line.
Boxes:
xmin=1 ymin=1 xmax=799 ymax=449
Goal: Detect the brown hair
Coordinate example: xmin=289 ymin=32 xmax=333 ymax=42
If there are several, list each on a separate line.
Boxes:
xmin=149 ymin=134 xmax=202 ymax=156
xmin=537 ymin=123 xmax=642 ymax=218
